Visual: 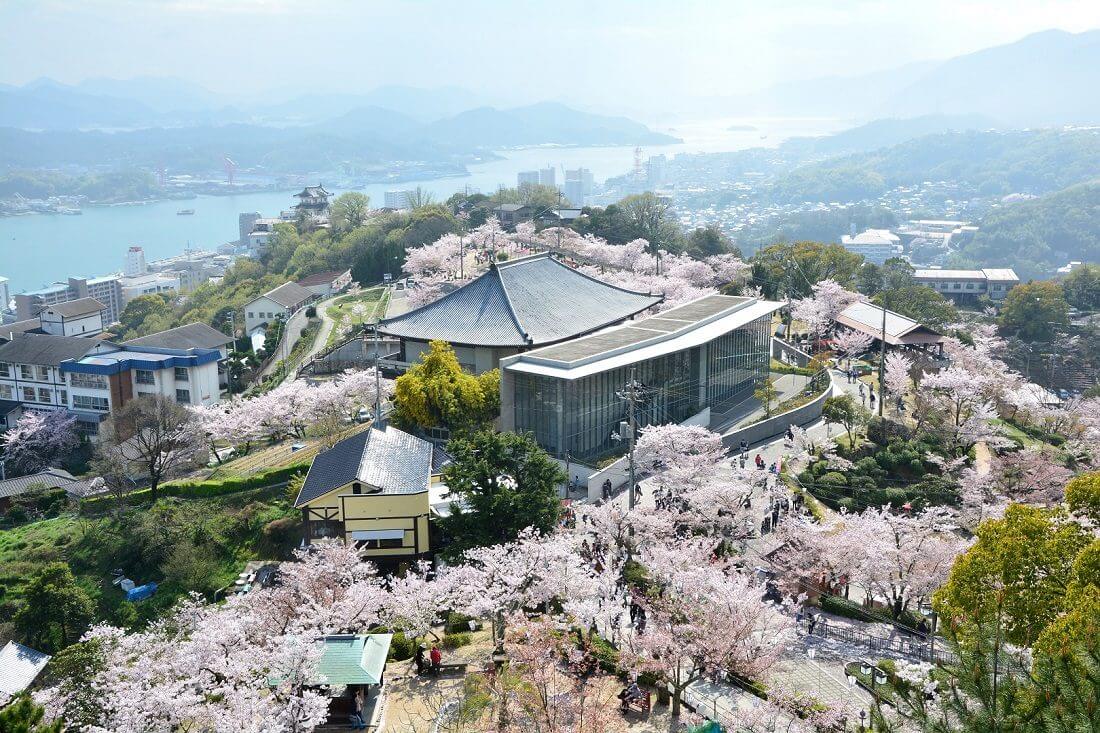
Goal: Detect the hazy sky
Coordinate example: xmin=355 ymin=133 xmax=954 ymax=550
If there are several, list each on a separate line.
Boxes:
xmin=3 ymin=0 xmax=1099 ymax=112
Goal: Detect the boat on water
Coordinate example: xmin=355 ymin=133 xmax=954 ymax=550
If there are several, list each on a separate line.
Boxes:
xmin=177 ymin=208 xmax=195 ymax=215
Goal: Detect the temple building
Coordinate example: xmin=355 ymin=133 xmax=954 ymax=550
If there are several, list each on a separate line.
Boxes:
xmin=377 ymin=254 xmax=662 ymax=374
xmin=500 ymin=293 xmax=781 ymax=462
xmin=293 ymin=185 xmax=332 ymax=223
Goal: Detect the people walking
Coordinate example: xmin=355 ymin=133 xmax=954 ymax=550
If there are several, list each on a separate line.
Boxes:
xmin=430 ymin=644 xmax=442 ymax=675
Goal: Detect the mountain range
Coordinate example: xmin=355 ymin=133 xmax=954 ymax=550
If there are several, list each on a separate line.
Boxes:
xmin=712 ymin=29 xmax=1100 ymax=127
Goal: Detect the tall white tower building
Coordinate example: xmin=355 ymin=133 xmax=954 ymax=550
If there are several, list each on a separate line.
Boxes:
xmin=125 ymin=246 xmax=147 ymax=277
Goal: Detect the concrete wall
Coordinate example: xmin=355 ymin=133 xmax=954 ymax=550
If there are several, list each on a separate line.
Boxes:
xmin=771 ymin=337 xmax=812 ymax=368
xmin=720 ymin=374 xmax=834 ymax=450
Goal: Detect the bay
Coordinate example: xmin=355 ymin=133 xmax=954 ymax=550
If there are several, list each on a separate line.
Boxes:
xmin=0 ymin=116 xmax=846 ymax=293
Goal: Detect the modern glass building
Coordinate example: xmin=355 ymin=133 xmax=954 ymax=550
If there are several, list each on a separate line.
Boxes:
xmin=500 ymin=294 xmax=781 ymax=462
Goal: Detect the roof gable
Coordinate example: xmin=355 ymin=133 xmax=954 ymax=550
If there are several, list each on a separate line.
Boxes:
xmin=0 ymin=333 xmax=100 ymax=366
xmin=122 ymin=323 xmax=233 ymax=351
xmin=259 ymin=282 xmax=314 ymax=310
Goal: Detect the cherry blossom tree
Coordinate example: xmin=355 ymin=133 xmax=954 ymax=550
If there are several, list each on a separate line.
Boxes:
xmin=633 ymin=423 xmax=727 ymax=489
xmin=1 ymin=409 xmax=80 ymax=475
xmin=791 ymin=279 xmax=860 ymax=349
xmin=618 ymin=550 xmax=794 ymax=716
xmin=777 ymin=506 xmax=969 ymax=618
xmin=830 ymin=328 xmax=873 ymax=361
xmin=883 ymin=352 xmax=914 ymax=405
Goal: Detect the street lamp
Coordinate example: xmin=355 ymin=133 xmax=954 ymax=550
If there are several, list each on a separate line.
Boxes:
xmin=859 ymin=710 xmax=867 ymax=732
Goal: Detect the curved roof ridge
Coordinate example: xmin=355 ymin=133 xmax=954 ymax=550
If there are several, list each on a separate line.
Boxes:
xmin=493 ymin=264 xmax=533 ymax=344
xmin=542 ymin=254 xmax=663 ymax=301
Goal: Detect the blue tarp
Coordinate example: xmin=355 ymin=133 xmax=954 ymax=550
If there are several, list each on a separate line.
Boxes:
xmin=126 ymin=582 xmax=157 ymax=602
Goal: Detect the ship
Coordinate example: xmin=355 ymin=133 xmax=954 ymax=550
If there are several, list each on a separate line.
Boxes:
xmin=177 ymin=208 xmax=195 ymax=215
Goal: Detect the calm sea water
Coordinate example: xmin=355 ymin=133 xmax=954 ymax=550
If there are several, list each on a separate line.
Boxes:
xmin=0 ymin=117 xmax=846 ymax=293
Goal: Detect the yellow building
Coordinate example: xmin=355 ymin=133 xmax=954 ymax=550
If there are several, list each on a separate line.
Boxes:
xmin=294 ymin=424 xmax=451 ymax=566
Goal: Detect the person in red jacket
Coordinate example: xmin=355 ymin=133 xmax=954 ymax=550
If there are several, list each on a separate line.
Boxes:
xmin=430 ymin=644 xmax=442 ymax=675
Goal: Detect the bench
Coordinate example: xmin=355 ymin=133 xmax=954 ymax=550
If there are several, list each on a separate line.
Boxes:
xmin=418 ymin=662 xmax=469 ymax=677
xmin=620 ymin=692 xmax=651 ymax=715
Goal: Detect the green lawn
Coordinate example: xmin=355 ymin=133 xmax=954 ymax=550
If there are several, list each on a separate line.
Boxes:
xmin=324 ymin=287 xmax=388 ymax=348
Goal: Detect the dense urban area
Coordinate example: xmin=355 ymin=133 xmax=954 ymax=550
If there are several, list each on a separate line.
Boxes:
xmin=2 ymin=6 xmax=1100 ymax=733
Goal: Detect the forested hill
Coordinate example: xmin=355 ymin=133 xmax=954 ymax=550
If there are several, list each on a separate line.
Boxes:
xmin=952 ymin=181 xmax=1100 ymax=280
xmin=763 ymin=128 xmax=1100 ymax=205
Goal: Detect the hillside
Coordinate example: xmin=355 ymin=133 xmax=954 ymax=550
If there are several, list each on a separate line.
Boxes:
xmin=954 ymin=181 xmax=1100 ymax=279
xmin=763 ymin=128 xmax=1100 ymax=205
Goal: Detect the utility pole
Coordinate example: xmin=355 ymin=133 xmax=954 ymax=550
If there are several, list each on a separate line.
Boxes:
xmin=878 ymin=295 xmax=887 ymax=417
xmin=617 ymin=368 xmax=647 ymax=510
xmin=373 ymin=328 xmax=383 ymax=424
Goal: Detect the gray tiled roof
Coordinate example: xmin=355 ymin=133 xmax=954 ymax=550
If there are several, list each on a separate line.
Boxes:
xmin=0 ymin=468 xmax=92 ymax=500
xmin=378 ymin=254 xmax=662 ymax=347
xmin=0 ymin=399 xmax=21 ymax=415
xmin=294 ymin=425 xmax=449 ymax=506
xmin=42 ymin=297 xmax=106 ymax=318
xmin=122 ymin=323 xmax=233 ymax=351
xmin=0 ymin=333 xmax=100 ymax=367
xmin=262 ymin=282 xmax=314 ymax=310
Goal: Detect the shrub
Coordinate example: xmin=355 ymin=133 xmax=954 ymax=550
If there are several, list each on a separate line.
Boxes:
xmin=262 ymin=516 xmax=301 ymax=556
xmin=388 ymin=632 xmax=416 ymax=661
xmin=445 ymin=612 xmax=476 ymax=634
xmin=622 ymin=559 xmax=653 ymax=593
xmin=1066 ymin=472 xmax=1100 ymax=522
xmin=820 ymin=471 xmax=848 ymax=487
xmin=442 ymin=632 xmax=471 ymax=649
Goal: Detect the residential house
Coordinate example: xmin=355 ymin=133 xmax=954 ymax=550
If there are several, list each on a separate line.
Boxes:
xmin=492 ymin=203 xmax=537 ymax=228
xmin=297 ymin=269 xmax=353 ymax=298
xmin=244 ymin=281 xmax=315 ymax=334
xmin=123 ymin=322 xmax=236 ymax=389
xmin=0 ymin=468 xmax=94 ymax=511
xmin=293 ymin=424 xmax=450 ymax=568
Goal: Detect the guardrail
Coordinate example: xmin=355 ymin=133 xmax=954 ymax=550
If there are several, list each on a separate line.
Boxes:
xmin=721 ymin=370 xmax=834 ymax=450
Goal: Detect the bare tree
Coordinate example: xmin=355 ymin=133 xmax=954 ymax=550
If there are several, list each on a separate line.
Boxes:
xmin=97 ymin=395 xmax=206 ymax=502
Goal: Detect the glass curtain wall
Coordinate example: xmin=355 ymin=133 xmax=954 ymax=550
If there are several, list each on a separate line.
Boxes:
xmin=512 ymin=314 xmax=772 ymax=462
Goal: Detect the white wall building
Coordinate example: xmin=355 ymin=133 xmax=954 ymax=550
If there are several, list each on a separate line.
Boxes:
xmin=244 ymin=281 xmax=315 ymax=334
xmin=0 ymin=331 xmax=223 ymax=436
xmin=38 ymin=298 xmax=107 ymax=337
xmin=125 ymin=246 xmax=148 ymax=277
xmin=840 ymin=229 xmax=902 ymax=265
xmin=912 ymin=268 xmax=1020 ymax=302
xmin=383 ymin=190 xmax=413 ymax=210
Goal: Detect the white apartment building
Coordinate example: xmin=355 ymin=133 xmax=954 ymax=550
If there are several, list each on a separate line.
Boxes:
xmin=0 ymin=332 xmax=222 ymax=436
xmin=244 ymin=281 xmax=315 ymax=334
xmin=912 ymin=268 xmax=1020 ymax=303
xmin=384 ymin=190 xmax=414 ymax=209
xmin=0 ymin=276 xmax=10 ymax=315
xmin=840 ymin=229 xmax=902 ymax=266
xmin=119 ymin=272 xmax=180 ymax=302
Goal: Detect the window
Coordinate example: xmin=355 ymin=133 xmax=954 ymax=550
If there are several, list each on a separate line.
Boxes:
xmin=309 ymin=519 xmax=342 ymax=540
xmin=966 ymin=283 xmax=975 ymax=290
xmin=175 ymin=389 xmax=191 ymax=404
xmin=174 ymin=367 xmax=189 ymax=382
xmin=356 ymin=538 xmax=405 ymax=550
xmin=69 ymin=373 xmax=108 ymax=389
xmin=22 ymin=387 xmax=35 ymax=401
xmin=73 ymin=395 xmax=109 ymax=411
xmin=20 ymin=365 xmax=34 ymax=380
xmin=953 ymin=283 xmax=961 ymax=289
xmin=59 ymin=389 xmax=67 ymax=404
xmin=37 ymin=366 xmax=49 ymax=381
xmin=38 ymin=388 xmax=52 ymax=403
xmin=136 ymin=369 xmax=156 ymax=385
xmin=0 ymin=362 xmax=9 ymax=377
xmin=0 ymin=385 xmax=11 ymax=400
xmin=352 ymin=482 xmax=362 ymax=495
xmin=247 ymin=312 xmax=254 ymax=318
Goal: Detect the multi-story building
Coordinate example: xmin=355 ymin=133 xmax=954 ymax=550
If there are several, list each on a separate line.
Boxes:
xmin=118 ymin=272 xmax=180 ymax=303
xmin=912 ymin=268 xmax=1020 ymax=303
xmin=293 ymin=423 xmax=451 ymax=568
xmin=383 ymin=190 xmax=413 ymax=210
xmin=840 ymin=229 xmax=902 ymax=265
xmin=244 ymin=281 xmax=315 ymax=334
xmin=0 ymin=332 xmax=222 ymax=436
xmin=125 ymin=246 xmax=147 ymax=277
xmin=564 ymin=168 xmax=594 ymax=206
xmin=539 ymin=167 xmax=556 ymax=187
xmin=0 ymin=276 xmax=10 ymax=315
xmin=500 ymin=293 xmax=781 ymax=466
xmin=517 ymin=171 xmax=541 ymax=187
xmin=15 ymin=275 xmax=124 ymax=324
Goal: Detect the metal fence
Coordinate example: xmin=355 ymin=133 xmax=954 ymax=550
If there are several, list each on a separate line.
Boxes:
xmin=809 ymin=621 xmax=956 ymax=665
